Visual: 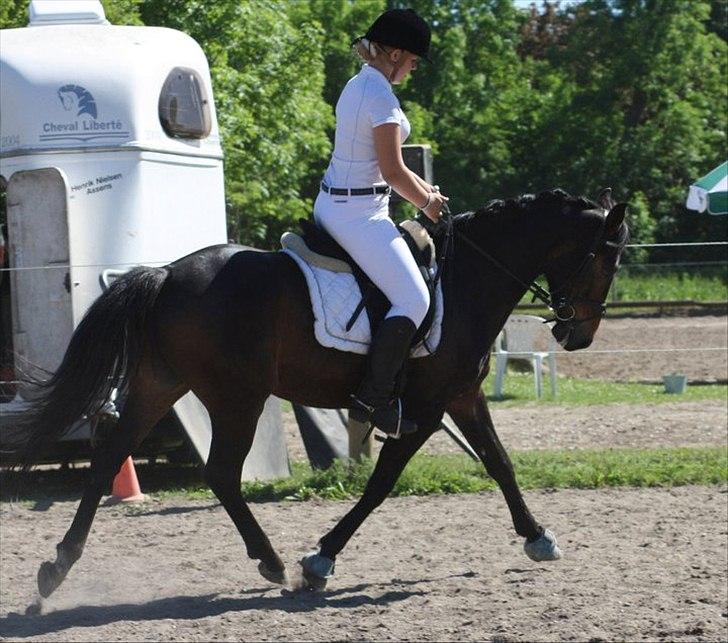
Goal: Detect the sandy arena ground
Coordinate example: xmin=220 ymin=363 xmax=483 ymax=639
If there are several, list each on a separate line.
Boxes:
xmin=0 ymin=488 xmax=726 ymax=642
xmin=0 ymin=315 xmax=726 ymax=642
xmin=545 ymin=315 xmax=727 ymax=383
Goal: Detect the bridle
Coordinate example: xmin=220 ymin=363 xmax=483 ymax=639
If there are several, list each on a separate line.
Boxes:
xmin=435 ymin=204 xmax=627 ymax=327
xmin=541 ymin=213 xmax=628 ymax=324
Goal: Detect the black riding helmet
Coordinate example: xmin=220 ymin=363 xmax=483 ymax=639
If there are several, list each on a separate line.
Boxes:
xmin=355 ymin=8 xmax=432 ymax=62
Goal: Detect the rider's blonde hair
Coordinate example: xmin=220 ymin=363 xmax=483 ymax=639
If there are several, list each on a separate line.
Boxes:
xmin=353 ymin=37 xmax=390 ymax=64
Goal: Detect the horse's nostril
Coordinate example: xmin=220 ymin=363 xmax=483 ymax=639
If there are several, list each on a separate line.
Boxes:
xmin=569 ymin=334 xmax=593 ymax=351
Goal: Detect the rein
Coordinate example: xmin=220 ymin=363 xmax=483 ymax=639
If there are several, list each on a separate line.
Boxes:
xmin=435 ymin=206 xmax=618 ymax=325
xmin=453 ymin=228 xmax=552 ymax=308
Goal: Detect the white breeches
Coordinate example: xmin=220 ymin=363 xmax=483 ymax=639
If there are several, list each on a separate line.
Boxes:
xmin=313 ymin=190 xmax=430 ymax=328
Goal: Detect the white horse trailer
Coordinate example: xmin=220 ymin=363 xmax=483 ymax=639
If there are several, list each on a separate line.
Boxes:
xmin=0 ymin=0 xmax=289 ymax=479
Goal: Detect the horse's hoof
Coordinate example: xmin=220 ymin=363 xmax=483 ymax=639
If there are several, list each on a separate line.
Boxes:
xmin=25 ymin=598 xmax=42 ymax=616
xmin=524 ymin=528 xmax=562 ymax=562
xmin=257 ymin=561 xmax=288 ymax=586
xmin=37 ymin=561 xmax=65 ymax=598
xmin=300 ymin=551 xmax=335 ymax=591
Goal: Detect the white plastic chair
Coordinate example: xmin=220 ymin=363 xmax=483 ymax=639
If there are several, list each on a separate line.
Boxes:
xmin=492 ymin=315 xmax=558 ymax=399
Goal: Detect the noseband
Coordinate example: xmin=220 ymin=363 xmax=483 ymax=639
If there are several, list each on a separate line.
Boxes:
xmin=545 ymin=227 xmax=608 ymax=324
xmin=447 ymin=209 xmax=626 ymax=326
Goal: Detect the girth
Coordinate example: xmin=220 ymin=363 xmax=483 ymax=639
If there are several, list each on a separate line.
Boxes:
xmin=287 ymin=218 xmax=438 ymax=347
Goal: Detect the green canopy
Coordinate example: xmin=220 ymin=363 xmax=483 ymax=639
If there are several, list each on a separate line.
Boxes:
xmin=686 ymin=161 xmax=728 ymax=215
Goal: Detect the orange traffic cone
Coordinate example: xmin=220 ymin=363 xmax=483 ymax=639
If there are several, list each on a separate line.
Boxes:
xmin=110 ymin=457 xmax=146 ymax=503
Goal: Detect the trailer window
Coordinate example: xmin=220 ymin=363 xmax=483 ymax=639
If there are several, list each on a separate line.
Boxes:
xmin=158 ymin=68 xmax=211 ymax=139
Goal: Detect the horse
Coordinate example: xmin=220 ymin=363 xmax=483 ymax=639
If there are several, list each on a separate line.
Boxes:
xmin=11 ymin=187 xmax=628 ymax=598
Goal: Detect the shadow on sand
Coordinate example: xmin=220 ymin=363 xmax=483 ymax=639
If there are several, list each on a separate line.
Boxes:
xmin=0 ymin=581 xmax=429 ymax=638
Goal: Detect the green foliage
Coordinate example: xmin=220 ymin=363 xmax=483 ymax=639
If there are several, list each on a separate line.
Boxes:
xmin=623 ymin=191 xmax=657 ymax=261
xmin=100 ymin=0 xmax=144 ymax=25
xmin=286 ymin=0 xmax=385 ymax=109
xmin=0 ymin=0 xmax=142 ymax=28
xmin=2 ymin=1 xmax=724 ymax=249
xmin=399 ymin=0 xmax=726 ymax=249
xmin=396 ymin=0 xmax=540 ymax=210
xmin=709 ymin=0 xmax=728 ymax=40
xmin=0 ymin=0 xmax=28 ymax=28
xmin=139 ymin=0 xmax=333 ymax=247
xmin=536 ymin=0 xmax=727 ymax=249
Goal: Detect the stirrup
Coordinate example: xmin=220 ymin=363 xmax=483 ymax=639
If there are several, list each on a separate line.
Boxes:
xmin=349 ymin=395 xmax=416 ymax=439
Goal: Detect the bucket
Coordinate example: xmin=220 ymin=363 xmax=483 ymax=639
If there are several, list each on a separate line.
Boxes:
xmin=663 ymin=374 xmax=688 ymax=394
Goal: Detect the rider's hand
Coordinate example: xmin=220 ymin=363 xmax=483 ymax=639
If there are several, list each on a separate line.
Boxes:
xmin=421 ymin=191 xmax=449 ymax=223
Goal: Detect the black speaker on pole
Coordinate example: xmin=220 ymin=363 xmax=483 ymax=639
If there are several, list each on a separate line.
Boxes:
xmin=390 ymin=144 xmax=434 ymax=204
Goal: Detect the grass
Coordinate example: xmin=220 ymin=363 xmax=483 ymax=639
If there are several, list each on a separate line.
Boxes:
xmin=482 ymin=372 xmax=728 ymax=407
xmin=518 ymin=269 xmax=727 ymax=307
xmin=610 ymin=268 xmax=728 ymax=303
xmin=225 ymin=448 xmax=728 ymax=501
xmin=4 ymin=447 xmax=726 ymax=505
xmin=280 ymin=376 xmax=727 ymax=411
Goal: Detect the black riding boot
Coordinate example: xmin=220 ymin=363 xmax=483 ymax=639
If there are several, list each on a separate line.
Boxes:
xmin=350 ymin=316 xmax=418 ymax=438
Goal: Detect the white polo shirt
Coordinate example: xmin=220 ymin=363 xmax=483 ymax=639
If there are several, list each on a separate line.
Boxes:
xmin=322 ymin=64 xmax=411 ymax=189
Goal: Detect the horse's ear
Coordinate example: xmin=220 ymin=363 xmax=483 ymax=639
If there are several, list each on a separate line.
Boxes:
xmin=605 ymin=203 xmax=627 ymax=235
xmin=597 ymin=187 xmax=616 ymax=210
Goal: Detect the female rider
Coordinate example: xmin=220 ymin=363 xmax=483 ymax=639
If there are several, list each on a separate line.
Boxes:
xmin=313 ymin=8 xmax=449 ymax=438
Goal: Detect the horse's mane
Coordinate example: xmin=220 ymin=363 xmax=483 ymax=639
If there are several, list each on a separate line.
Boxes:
xmin=453 ymin=188 xmax=599 ymax=227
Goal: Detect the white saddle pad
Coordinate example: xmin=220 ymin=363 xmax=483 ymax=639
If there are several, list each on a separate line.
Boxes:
xmin=283 ymin=249 xmax=444 ymax=357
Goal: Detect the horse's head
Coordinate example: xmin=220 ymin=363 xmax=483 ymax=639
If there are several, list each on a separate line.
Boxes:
xmin=57 ymin=85 xmax=97 ymax=119
xmin=544 ymin=188 xmax=629 ymax=351
xmin=57 ymin=88 xmax=77 ymax=112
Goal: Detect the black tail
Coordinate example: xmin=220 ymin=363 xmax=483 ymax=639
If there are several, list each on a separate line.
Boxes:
xmin=7 ymin=267 xmax=168 ymax=470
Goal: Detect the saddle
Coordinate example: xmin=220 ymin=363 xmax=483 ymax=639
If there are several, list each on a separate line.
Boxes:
xmin=281 ymin=217 xmax=438 ymax=346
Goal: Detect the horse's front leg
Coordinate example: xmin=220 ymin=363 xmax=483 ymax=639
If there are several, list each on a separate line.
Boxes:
xmin=447 ymin=389 xmax=561 ymax=562
xmin=301 ymin=427 xmax=433 ymax=590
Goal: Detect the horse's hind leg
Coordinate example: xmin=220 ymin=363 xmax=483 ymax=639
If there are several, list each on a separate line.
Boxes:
xmin=447 ymin=389 xmax=561 ymax=561
xmin=36 ymin=366 xmax=185 ymax=599
xmin=204 ymin=399 xmax=287 ymax=586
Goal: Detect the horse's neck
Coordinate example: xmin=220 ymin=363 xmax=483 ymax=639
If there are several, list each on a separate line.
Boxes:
xmin=447 ymin=211 xmax=555 ymax=350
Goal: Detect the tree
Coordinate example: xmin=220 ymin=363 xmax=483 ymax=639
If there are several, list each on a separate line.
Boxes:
xmin=518 ymin=1 xmax=571 ymax=60
xmin=286 ymin=0 xmax=386 ymax=109
xmin=0 ymin=0 xmax=27 ymax=29
xmin=2 ymin=0 xmax=333 ymax=248
xmin=0 ymin=0 xmax=143 ymax=27
xmin=139 ymin=0 xmax=333 ymax=247
xmin=539 ymin=0 xmax=727 ymax=252
xmin=708 ymin=0 xmax=727 ymax=41
xmin=392 ymin=0 xmax=547 ymax=211
xmin=3 ymin=0 xmax=724 ymax=251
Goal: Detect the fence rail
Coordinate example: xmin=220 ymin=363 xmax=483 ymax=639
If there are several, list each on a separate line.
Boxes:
xmin=625 ymin=241 xmax=727 ymax=248
xmin=517 ymin=299 xmax=727 ymax=311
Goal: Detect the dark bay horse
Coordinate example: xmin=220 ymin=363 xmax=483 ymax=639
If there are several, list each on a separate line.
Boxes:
xmin=13 ymin=188 xmax=628 ymax=597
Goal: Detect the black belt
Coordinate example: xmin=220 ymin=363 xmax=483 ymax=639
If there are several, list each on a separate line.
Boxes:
xmin=321 ymin=182 xmax=390 ymax=196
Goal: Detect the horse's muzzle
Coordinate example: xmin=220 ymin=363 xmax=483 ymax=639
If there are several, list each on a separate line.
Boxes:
xmin=551 ymin=321 xmax=594 ymax=351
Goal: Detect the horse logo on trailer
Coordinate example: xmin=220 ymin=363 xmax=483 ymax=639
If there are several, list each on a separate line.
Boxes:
xmin=57 ymin=85 xmax=97 ymax=119
xmin=40 ymin=84 xmax=128 ymax=143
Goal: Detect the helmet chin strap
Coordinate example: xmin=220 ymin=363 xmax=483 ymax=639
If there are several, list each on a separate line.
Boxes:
xmin=367 ymin=44 xmax=403 ymax=84
xmin=387 ymin=52 xmax=403 ymax=83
